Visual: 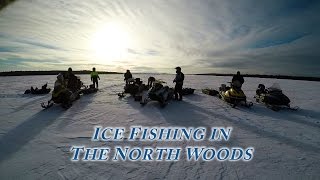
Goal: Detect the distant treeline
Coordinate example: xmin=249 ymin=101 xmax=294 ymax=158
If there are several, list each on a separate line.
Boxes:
xmin=1 ymin=71 xmax=319 ymax=81
xmin=0 ymin=0 xmax=17 ymax=10
xmin=196 ymin=73 xmax=320 ymax=82
xmin=0 ymin=71 xmax=122 ymax=76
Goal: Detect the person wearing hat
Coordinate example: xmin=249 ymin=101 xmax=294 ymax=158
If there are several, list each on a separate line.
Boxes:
xmin=173 ymin=67 xmax=184 ymax=101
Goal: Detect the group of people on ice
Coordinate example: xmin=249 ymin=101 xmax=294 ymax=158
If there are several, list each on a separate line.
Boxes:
xmin=40 ymin=65 xmax=295 ymax=111
xmin=202 ymin=71 xmax=296 ymax=110
xmin=120 ymin=67 xmax=186 ymax=107
xmin=41 ymin=67 xmax=100 ymax=109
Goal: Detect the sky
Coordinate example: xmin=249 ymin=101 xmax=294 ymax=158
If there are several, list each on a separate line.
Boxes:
xmin=0 ymin=0 xmax=319 ymax=76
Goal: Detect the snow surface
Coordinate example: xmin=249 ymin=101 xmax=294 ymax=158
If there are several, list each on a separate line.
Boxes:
xmin=0 ymin=74 xmax=319 ymax=180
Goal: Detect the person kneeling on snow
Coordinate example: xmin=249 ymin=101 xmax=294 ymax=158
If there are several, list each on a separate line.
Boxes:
xmin=52 ymin=73 xmax=73 ymax=108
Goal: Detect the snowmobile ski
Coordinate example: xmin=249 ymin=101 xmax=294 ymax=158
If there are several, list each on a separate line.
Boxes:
xmin=118 ymin=92 xmax=126 ymax=98
xmin=41 ymin=100 xmax=54 ymax=109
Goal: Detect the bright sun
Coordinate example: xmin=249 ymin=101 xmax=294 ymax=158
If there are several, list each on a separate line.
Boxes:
xmin=90 ymin=22 xmax=130 ymax=63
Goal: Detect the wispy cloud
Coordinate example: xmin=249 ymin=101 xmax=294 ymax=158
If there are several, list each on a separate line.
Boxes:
xmin=0 ymin=0 xmax=319 ymax=76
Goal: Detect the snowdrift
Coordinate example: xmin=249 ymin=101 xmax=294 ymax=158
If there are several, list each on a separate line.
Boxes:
xmin=0 ymin=74 xmax=319 ymax=179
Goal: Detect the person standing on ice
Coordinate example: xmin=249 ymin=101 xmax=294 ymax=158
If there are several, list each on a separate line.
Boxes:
xmin=124 ymin=70 xmax=133 ymax=85
xmin=232 ymin=71 xmax=244 ymax=89
xmin=91 ymin=67 xmax=100 ymax=88
xmin=173 ymin=66 xmax=184 ymax=101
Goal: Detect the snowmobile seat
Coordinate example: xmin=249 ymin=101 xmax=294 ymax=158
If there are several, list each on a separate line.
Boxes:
xmin=52 ymin=90 xmax=72 ymax=104
xmin=231 ymin=81 xmax=242 ymax=91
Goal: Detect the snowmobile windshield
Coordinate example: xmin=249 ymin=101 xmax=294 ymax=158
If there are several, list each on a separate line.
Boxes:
xmin=267 ymin=83 xmax=283 ymax=93
xmin=269 ymin=83 xmax=281 ymax=90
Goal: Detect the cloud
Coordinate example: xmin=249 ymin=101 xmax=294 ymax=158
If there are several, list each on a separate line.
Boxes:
xmin=0 ymin=0 xmax=319 ymax=76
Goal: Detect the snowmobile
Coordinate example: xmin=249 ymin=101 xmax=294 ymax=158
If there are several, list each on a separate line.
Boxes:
xmin=118 ymin=78 xmax=148 ymax=98
xmin=41 ymin=89 xmax=81 ymax=109
xmin=218 ymin=81 xmax=253 ymax=108
xmin=254 ymin=83 xmax=298 ymax=111
xmin=140 ymin=80 xmax=174 ymax=107
xmin=41 ymin=76 xmax=94 ymax=109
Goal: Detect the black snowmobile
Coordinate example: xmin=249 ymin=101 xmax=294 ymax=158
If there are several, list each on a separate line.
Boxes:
xmin=118 ymin=78 xmax=148 ymax=99
xmin=254 ymin=83 xmax=298 ymax=111
xmin=140 ymin=80 xmax=174 ymax=107
xmin=218 ymin=82 xmax=253 ymax=108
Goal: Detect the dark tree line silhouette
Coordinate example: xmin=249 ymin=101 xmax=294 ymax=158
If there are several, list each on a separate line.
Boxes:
xmin=0 ymin=71 xmax=319 ymax=81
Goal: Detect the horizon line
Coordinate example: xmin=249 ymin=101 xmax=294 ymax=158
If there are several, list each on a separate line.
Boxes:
xmin=0 ymin=70 xmax=320 ymax=81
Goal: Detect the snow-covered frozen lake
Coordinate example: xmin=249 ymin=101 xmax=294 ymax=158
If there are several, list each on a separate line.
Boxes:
xmin=0 ymin=74 xmax=319 ymax=179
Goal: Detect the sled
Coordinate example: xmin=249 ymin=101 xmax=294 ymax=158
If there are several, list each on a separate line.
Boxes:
xmin=202 ymin=88 xmax=219 ymax=96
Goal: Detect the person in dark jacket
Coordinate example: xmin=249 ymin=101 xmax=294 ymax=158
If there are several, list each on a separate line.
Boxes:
xmin=173 ymin=67 xmax=184 ymax=101
xmin=124 ymin=70 xmax=133 ymax=85
xmin=232 ymin=71 xmax=244 ymax=89
xmin=65 ymin=67 xmax=78 ymax=92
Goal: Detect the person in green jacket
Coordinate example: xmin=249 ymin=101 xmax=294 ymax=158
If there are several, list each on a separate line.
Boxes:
xmin=91 ymin=67 xmax=100 ymax=88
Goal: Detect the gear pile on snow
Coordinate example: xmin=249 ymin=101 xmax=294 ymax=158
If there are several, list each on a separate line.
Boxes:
xmin=24 ymin=83 xmax=51 ymax=95
xmin=202 ymin=88 xmax=219 ymax=96
xmin=181 ymin=88 xmax=195 ymax=95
